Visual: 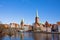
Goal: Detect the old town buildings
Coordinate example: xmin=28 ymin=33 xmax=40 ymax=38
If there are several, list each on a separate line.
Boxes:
xmin=10 ymin=23 xmax=19 ymax=28
xmin=20 ymin=19 xmax=32 ymax=31
xmin=0 ymin=10 xmax=60 ymax=32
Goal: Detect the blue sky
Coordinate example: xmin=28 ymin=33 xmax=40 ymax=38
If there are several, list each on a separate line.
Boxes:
xmin=0 ymin=0 xmax=60 ymax=24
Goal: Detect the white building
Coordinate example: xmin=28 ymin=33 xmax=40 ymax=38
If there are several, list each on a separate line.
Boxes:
xmin=46 ymin=27 xmax=52 ymax=32
xmin=45 ymin=21 xmax=52 ymax=32
xmin=10 ymin=23 xmax=19 ymax=28
xmin=58 ymin=25 xmax=60 ymax=32
xmin=57 ymin=22 xmax=60 ymax=32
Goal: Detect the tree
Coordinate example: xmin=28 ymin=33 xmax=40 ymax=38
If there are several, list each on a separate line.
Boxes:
xmin=0 ymin=24 xmax=5 ymax=33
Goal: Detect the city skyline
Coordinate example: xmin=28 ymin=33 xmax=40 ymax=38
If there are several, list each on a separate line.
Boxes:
xmin=0 ymin=0 xmax=60 ymax=24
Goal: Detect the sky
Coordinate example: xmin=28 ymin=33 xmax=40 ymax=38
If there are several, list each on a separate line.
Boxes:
xmin=0 ymin=0 xmax=60 ymax=24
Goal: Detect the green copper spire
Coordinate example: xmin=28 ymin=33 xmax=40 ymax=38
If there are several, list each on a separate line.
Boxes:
xmin=21 ymin=18 xmax=24 ymax=23
xmin=36 ymin=10 xmax=39 ymax=17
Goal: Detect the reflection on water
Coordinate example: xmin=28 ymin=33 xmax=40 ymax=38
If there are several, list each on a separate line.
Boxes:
xmin=0 ymin=32 xmax=60 ymax=40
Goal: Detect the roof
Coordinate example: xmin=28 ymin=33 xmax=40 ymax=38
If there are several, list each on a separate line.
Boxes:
xmin=57 ymin=22 xmax=60 ymax=25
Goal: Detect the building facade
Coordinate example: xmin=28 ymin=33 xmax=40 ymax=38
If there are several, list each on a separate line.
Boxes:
xmin=57 ymin=22 xmax=60 ymax=32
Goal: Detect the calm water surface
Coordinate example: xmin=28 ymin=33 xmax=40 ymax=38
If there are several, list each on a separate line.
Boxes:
xmin=0 ymin=32 xmax=60 ymax=40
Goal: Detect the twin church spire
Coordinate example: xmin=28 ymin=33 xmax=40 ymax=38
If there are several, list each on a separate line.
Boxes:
xmin=21 ymin=18 xmax=24 ymax=26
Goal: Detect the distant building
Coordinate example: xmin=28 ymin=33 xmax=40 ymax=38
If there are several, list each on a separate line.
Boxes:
xmin=57 ymin=22 xmax=60 ymax=32
xmin=0 ymin=24 xmax=9 ymax=29
xmin=24 ymin=24 xmax=32 ymax=31
xmin=32 ymin=10 xmax=44 ymax=32
xmin=51 ymin=24 xmax=58 ymax=32
xmin=3 ymin=24 xmax=9 ymax=29
xmin=20 ymin=19 xmax=32 ymax=31
xmin=45 ymin=21 xmax=52 ymax=32
xmin=10 ymin=23 xmax=19 ymax=28
xmin=0 ymin=24 xmax=9 ymax=33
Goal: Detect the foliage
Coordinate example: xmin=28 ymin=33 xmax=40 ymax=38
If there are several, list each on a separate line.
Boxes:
xmin=0 ymin=24 xmax=6 ymax=33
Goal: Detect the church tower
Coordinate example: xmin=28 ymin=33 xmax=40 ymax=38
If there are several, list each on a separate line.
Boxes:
xmin=21 ymin=19 xmax=24 ymax=27
xmin=35 ymin=10 xmax=39 ymax=23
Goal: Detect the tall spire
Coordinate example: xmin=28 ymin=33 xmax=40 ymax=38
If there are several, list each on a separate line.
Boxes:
xmin=21 ymin=18 xmax=24 ymax=25
xmin=35 ymin=9 xmax=39 ymax=23
xmin=21 ymin=18 xmax=24 ymax=23
xmin=36 ymin=10 xmax=39 ymax=17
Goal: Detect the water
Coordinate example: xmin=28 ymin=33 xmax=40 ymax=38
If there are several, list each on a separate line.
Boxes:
xmin=0 ymin=32 xmax=60 ymax=40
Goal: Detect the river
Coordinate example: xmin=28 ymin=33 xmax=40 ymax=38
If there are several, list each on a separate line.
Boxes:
xmin=0 ymin=32 xmax=60 ymax=40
